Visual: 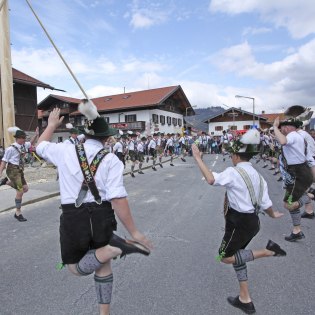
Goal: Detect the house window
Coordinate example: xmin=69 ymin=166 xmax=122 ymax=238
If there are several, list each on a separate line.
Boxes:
xmin=230 ymin=125 xmax=237 ymax=130
xmin=215 ymin=126 xmax=223 ymax=131
xmin=160 ymin=115 xmax=165 ymax=125
xmin=152 ymin=114 xmax=159 ymax=123
xmin=167 ymin=116 xmax=171 ymax=125
xmin=243 ymin=125 xmax=251 ymax=130
xmin=172 ymin=118 xmax=177 ymax=126
xmin=101 ymin=115 xmax=110 ymax=123
xmin=178 ymin=119 xmax=182 ymax=127
xmin=125 ymin=114 xmax=136 ymax=122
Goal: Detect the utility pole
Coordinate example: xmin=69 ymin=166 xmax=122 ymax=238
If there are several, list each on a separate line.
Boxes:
xmin=0 ymin=0 xmax=15 ymax=147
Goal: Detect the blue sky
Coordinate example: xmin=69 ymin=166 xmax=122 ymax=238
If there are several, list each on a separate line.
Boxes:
xmin=6 ymin=0 xmax=315 ymax=114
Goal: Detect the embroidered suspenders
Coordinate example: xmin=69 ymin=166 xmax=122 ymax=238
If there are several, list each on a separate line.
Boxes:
xmin=235 ymin=167 xmax=264 ymax=215
xmin=75 ymin=143 xmax=109 ymax=207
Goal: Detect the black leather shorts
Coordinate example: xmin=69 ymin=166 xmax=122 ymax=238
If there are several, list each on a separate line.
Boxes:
xmin=60 ymin=201 xmax=117 ymax=264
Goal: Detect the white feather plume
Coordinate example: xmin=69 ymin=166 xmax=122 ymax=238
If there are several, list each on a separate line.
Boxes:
xmin=66 ymin=123 xmax=74 ymax=129
xmin=78 ymin=99 xmax=100 ymax=121
xmin=240 ymin=128 xmax=260 ymax=145
xmin=127 ymin=130 xmax=133 ymax=135
xmin=8 ymin=127 xmax=20 ymax=134
xmin=119 ymin=129 xmax=123 ymax=135
xmin=296 ymin=108 xmax=313 ymax=122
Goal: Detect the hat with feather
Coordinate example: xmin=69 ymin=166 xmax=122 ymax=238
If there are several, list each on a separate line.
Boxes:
xmin=8 ymin=127 xmax=27 ymax=138
xmin=227 ymin=128 xmax=260 ymax=155
xmin=282 ymin=105 xmax=313 ymax=128
xmin=78 ymin=99 xmax=117 ymax=137
xmin=66 ymin=123 xmax=79 ymax=134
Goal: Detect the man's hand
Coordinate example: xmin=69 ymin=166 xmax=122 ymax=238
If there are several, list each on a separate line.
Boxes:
xmin=192 ymin=143 xmax=201 ymax=160
xmin=131 ymin=230 xmax=153 ymax=251
xmin=273 ymin=117 xmax=280 ymax=128
xmin=48 ymin=108 xmax=64 ymax=129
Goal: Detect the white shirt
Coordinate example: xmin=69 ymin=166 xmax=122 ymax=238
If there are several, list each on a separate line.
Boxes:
xmin=213 ymin=162 xmax=272 ymax=213
xmin=2 ymin=142 xmax=31 ymax=165
xmin=148 ymin=139 xmax=157 ymax=150
xmin=137 ymin=142 xmax=145 ymax=153
xmin=36 ymin=139 xmax=127 ymax=204
xmin=298 ymin=129 xmax=315 ymax=157
xmin=113 ymin=141 xmax=123 ymax=153
xmin=282 ymin=131 xmax=306 ymax=165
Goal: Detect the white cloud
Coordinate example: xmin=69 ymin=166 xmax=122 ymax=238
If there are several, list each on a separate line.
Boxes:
xmin=242 ymin=27 xmax=271 ymax=37
xmin=210 ymin=0 xmax=315 ymax=38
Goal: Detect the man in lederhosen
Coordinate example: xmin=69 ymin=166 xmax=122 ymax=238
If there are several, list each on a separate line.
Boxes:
xmin=148 ymin=133 xmax=158 ymax=171
xmin=0 ymin=127 xmax=39 ymax=222
xmin=128 ymin=133 xmax=139 ymax=177
xmin=273 ymin=117 xmax=313 ymax=241
xmin=137 ymin=136 xmax=146 ymax=174
xmin=165 ymin=133 xmax=175 ymax=166
xmin=36 ymin=103 xmax=152 ymax=315
xmin=113 ymin=133 xmax=127 ymax=167
xmin=192 ymin=128 xmax=285 ymax=314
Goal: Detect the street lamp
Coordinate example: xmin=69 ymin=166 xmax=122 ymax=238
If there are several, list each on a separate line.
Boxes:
xmin=235 ymin=95 xmax=255 ymax=127
xmin=185 ymin=105 xmax=197 ymax=116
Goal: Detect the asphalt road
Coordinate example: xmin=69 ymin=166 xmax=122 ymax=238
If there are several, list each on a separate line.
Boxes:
xmin=1 ymin=154 xmax=315 ymax=315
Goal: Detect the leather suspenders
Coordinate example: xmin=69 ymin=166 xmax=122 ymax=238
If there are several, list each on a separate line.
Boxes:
xmin=74 ymin=143 xmax=109 ymax=207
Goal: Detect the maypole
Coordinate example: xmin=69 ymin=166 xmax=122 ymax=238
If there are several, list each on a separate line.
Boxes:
xmin=0 ymin=0 xmax=15 ymax=147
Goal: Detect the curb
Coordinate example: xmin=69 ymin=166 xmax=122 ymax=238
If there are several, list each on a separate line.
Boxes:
xmin=0 ymin=157 xmax=176 ymax=213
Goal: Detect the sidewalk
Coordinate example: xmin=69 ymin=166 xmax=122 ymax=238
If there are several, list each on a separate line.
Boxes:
xmin=0 ymin=157 xmax=174 ymax=213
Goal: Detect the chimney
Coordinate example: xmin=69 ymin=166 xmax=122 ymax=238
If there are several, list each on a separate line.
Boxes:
xmin=261 ymin=110 xmax=265 ymax=114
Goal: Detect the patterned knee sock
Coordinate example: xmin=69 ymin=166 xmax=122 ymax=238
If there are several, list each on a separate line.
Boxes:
xmin=290 ymin=208 xmax=301 ymax=226
xmin=76 ymin=250 xmax=103 ymax=275
xmin=94 ymin=274 xmax=113 ymax=304
xmin=233 ymin=263 xmax=248 ymax=281
xmin=234 ymin=249 xmax=254 ymax=265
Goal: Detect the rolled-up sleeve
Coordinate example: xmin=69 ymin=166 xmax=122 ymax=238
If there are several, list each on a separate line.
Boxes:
xmin=36 ymin=141 xmax=64 ymax=166
xmin=105 ymin=155 xmax=127 ymax=200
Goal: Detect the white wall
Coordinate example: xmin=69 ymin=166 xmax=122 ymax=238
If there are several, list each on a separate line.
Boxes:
xmin=208 ymin=119 xmax=261 ymax=136
xmin=102 ymin=109 xmax=183 ymax=135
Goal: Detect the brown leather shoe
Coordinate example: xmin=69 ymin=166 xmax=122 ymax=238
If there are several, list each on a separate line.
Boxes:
xmin=227 ymin=296 xmax=256 ymax=314
xmin=109 ymin=234 xmax=150 ymax=258
xmin=14 ymin=214 xmax=27 ymax=222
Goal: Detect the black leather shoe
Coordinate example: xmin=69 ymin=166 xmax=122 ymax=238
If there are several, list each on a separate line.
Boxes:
xmin=170 ymin=163 xmax=174 ymax=166
xmin=152 ymin=166 xmax=157 ymax=171
xmin=131 ymin=173 xmax=135 ymax=178
xmin=266 ymin=240 xmax=286 ymax=256
xmin=262 ymin=165 xmax=267 ymax=168
xmin=181 ymin=157 xmax=186 ymax=162
xmin=0 ymin=177 xmax=8 ymax=186
xmin=146 ymin=157 xmax=149 ymax=163
xmin=227 ymin=296 xmax=256 ymax=314
xmin=301 ymin=211 xmax=315 ymax=219
xmin=14 ymin=214 xmax=27 ymax=222
xmin=285 ymin=231 xmax=305 ymax=242
xmin=159 ymin=163 xmax=163 ymax=168
xmin=109 ymin=233 xmax=150 ymax=258
xmin=277 ymin=177 xmax=283 ymax=182
xmin=255 ymin=159 xmax=260 ymax=164
xmin=273 ymin=171 xmax=280 ymax=175
xmin=138 ymin=171 xmax=144 ymax=174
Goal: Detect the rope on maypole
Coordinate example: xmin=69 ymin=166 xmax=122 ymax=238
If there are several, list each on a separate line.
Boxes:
xmin=25 ymin=0 xmax=89 ymax=99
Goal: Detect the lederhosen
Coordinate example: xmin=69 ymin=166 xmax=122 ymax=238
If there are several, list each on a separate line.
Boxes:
xmin=280 ymin=145 xmax=313 ymax=203
xmin=149 ymin=140 xmax=157 ymax=158
xmin=115 ymin=141 xmax=125 ymax=166
xmin=6 ymin=145 xmax=27 ymax=191
xmin=60 ymin=144 xmax=117 ymax=264
xmin=219 ymin=168 xmax=261 ymax=258
xmin=128 ymin=140 xmax=137 ymax=162
xmin=137 ymin=143 xmax=145 ymax=162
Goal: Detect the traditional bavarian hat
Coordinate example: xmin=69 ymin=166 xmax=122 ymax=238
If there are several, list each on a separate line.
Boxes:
xmin=279 ymin=118 xmax=302 ymax=128
xmin=78 ymin=99 xmax=117 ymax=137
xmin=8 ymin=127 xmax=27 ymax=138
xmin=227 ymin=128 xmax=260 ymax=155
xmin=66 ymin=123 xmax=79 ymax=134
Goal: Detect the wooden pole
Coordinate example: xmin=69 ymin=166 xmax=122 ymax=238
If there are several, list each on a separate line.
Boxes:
xmin=0 ymin=0 xmax=15 ymax=148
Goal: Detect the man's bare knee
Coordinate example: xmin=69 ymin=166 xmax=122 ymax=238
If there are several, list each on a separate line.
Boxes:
xmin=221 ymin=256 xmax=234 ymax=264
xmin=67 ymin=264 xmax=81 ymax=276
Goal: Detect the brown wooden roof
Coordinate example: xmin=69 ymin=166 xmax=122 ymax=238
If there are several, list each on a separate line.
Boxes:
xmin=38 ymin=85 xmax=192 ymax=114
xmin=261 ymin=113 xmax=286 ymax=123
xmin=10 ymin=68 xmax=64 ymax=91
